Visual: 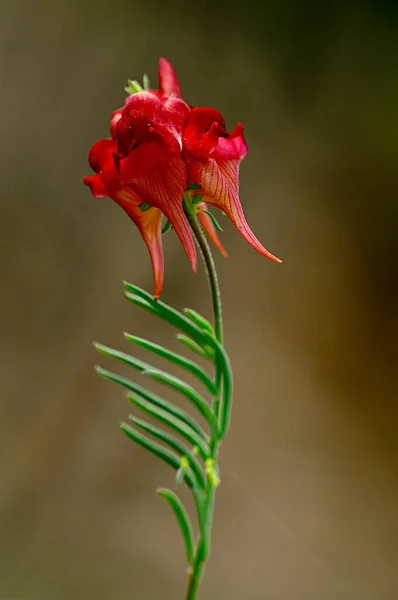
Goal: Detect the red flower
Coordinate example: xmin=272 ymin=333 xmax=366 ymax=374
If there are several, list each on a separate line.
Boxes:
xmin=109 ymin=91 xmax=196 ymax=272
xmin=84 ymin=138 xmax=165 ymax=299
xmin=182 ymin=108 xmax=281 ymax=262
xmin=84 ymin=58 xmax=280 ymax=297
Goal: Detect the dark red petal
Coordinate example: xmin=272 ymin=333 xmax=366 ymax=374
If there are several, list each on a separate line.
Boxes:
xmin=119 ymin=142 xmax=196 ymax=271
xmin=114 ymin=91 xmax=183 ymax=154
xmin=110 ymin=108 xmax=123 ymax=140
xmin=112 ymin=117 xmax=134 ymax=156
xmin=85 ymin=138 xmax=119 ymax=197
xmin=161 ymin=97 xmax=191 ymax=136
xmin=196 ymin=202 xmax=228 ymax=258
xmin=88 ymin=138 xmax=116 ymax=173
xmin=158 ymin=57 xmax=181 ymax=98
xmin=123 ymin=90 xmax=163 ymax=116
xmin=183 ymin=107 xmax=226 ymax=160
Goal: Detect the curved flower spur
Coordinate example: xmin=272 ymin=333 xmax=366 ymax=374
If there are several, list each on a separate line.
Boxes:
xmin=84 ymin=58 xmax=281 ymax=599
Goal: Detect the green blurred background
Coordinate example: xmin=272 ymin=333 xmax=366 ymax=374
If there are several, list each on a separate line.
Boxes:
xmin=1 ymin=0 xmax=397 ymax=598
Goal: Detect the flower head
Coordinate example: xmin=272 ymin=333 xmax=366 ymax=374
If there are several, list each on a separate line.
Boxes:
xmin=84 ymin=58 xmax=280 ymax=297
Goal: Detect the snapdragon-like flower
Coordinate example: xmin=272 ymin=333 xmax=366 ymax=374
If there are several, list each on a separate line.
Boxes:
xmin=84 ymin=58 xmax=280 ymax=297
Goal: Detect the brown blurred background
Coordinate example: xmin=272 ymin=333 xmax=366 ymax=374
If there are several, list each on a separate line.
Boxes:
xmin=1 ymin=0 xmax=398 ymax=598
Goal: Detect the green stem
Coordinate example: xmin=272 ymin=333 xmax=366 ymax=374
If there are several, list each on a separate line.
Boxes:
xmin=183 ymin=200 xmax=224 ymax=599
xmin=184 ymin=201 xmax=224 ymax=421
xmin=184 ymin=202 xmax=223 ymax=345
xmin=185 ymin=486 xmax=216 ymax=600
xmin=185 ymin=544 xmax=206 ymax=600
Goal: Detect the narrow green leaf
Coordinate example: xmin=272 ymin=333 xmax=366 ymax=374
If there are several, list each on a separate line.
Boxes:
xmin=176 ymin=334 xmax=210 ymax=359
xmin=156 ymin=488 xmax=195 ymax=565
xmin=183 ymin=309 xmax=214 ymax=334
xmin=122 ymin=293 xmax=155 ymax=313
xmin=128 ymin=393 xmax=209 ymax=459
xmin=95 ymin=366 xmax=208 ymax=446
xmin=187 ymin=183 xmax=201 ymax=190
xmin=95 ymin=342 xmax=219 ymax=429
xmin=196 ymin=209 xmax=223 ymax=232
xmin=123 ymin=283 xmax=213 ymax=348
xmin=124 ymin=292 xmax=217 ymax=360
xmin=122 ymin=282 xmax=157 ymax=302
xmin=94 ymin=342 xmax=149 ymax=372
xmin=120 ymin=423 xmax=196 ymax=489
xmin=96 ymin=340 xmax=212 ymax=396
xmin=123 ymin=333 xmax=217 ymax=395
xmin=142 ymin=369 xmax=219 ymax=438
xmin=124 ymin=291 xmax=204 ymax=345
xmin=130 ymin=416 xmax=205 ymax=489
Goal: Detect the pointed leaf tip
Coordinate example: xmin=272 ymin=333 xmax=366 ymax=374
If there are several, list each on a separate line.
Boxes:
xmin=156 ymin=487 xmax=195 ymax=565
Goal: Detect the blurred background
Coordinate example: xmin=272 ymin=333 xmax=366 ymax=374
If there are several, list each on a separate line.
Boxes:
xmin=1 ymin=0 xmax=397 ymax=598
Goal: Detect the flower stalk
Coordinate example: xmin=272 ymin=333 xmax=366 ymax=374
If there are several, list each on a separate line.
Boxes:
xmin=183 ymin=199 xmax=224 ymax=598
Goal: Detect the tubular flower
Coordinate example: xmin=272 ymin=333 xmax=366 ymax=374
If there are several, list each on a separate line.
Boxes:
xmin=84 ymin=139 xmax=164 ymax=299
xmin=84 ymin=58 xmax=280 ymax=297
xmin=182 ymin=108 xmax=281 ymax=262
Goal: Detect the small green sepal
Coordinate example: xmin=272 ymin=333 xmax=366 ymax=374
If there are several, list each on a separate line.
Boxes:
xmin=125 ymin=79 xmax=143 ymax=95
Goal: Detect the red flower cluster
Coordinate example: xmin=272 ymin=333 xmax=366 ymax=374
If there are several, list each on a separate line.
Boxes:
xmin=84 ymin=58 xmax=280 ymax=298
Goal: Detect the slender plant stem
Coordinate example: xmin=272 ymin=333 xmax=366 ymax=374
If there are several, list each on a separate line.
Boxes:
xmin=184 ymin=202 xmax=224 ymax=414
xmin=185 ymin=544 xmax=206 ymax=600
xmin=184 ymin=202 xmax=223 ymax=345
xmin=183 ymin=200 xmax=224 ymax=599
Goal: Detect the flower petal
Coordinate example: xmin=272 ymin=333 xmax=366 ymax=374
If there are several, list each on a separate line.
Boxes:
xmin=119 ymin=142 xmax=197 ymax=272
xmin=213 ymin=124 xmax=248 ymax=160
xmin=183 ymin=107 xmax=227 ymax=160
xmin=188 ymin=157 xmax=281 ymax=262
xmin=83 ymin=174 xmax=108 ymax=197
xmin=158 ymin=57 xmax=181 ymax=98
xmin=112 ymin=91 xmax=184 ymax=155
xmin=87 ymin=138 xmax=115 ymax=173
xmin=161 ymin=97 xmax=190 ymax=136
xmin=83 ymin=138 xmax=165 ymax=297
xmin=196 ymin=202 xmax=228 ymax=258
xmin=115 ymin=189 xmax=165 ymax=298
xmin=84 ymin=138 xmax=119 ymax=196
